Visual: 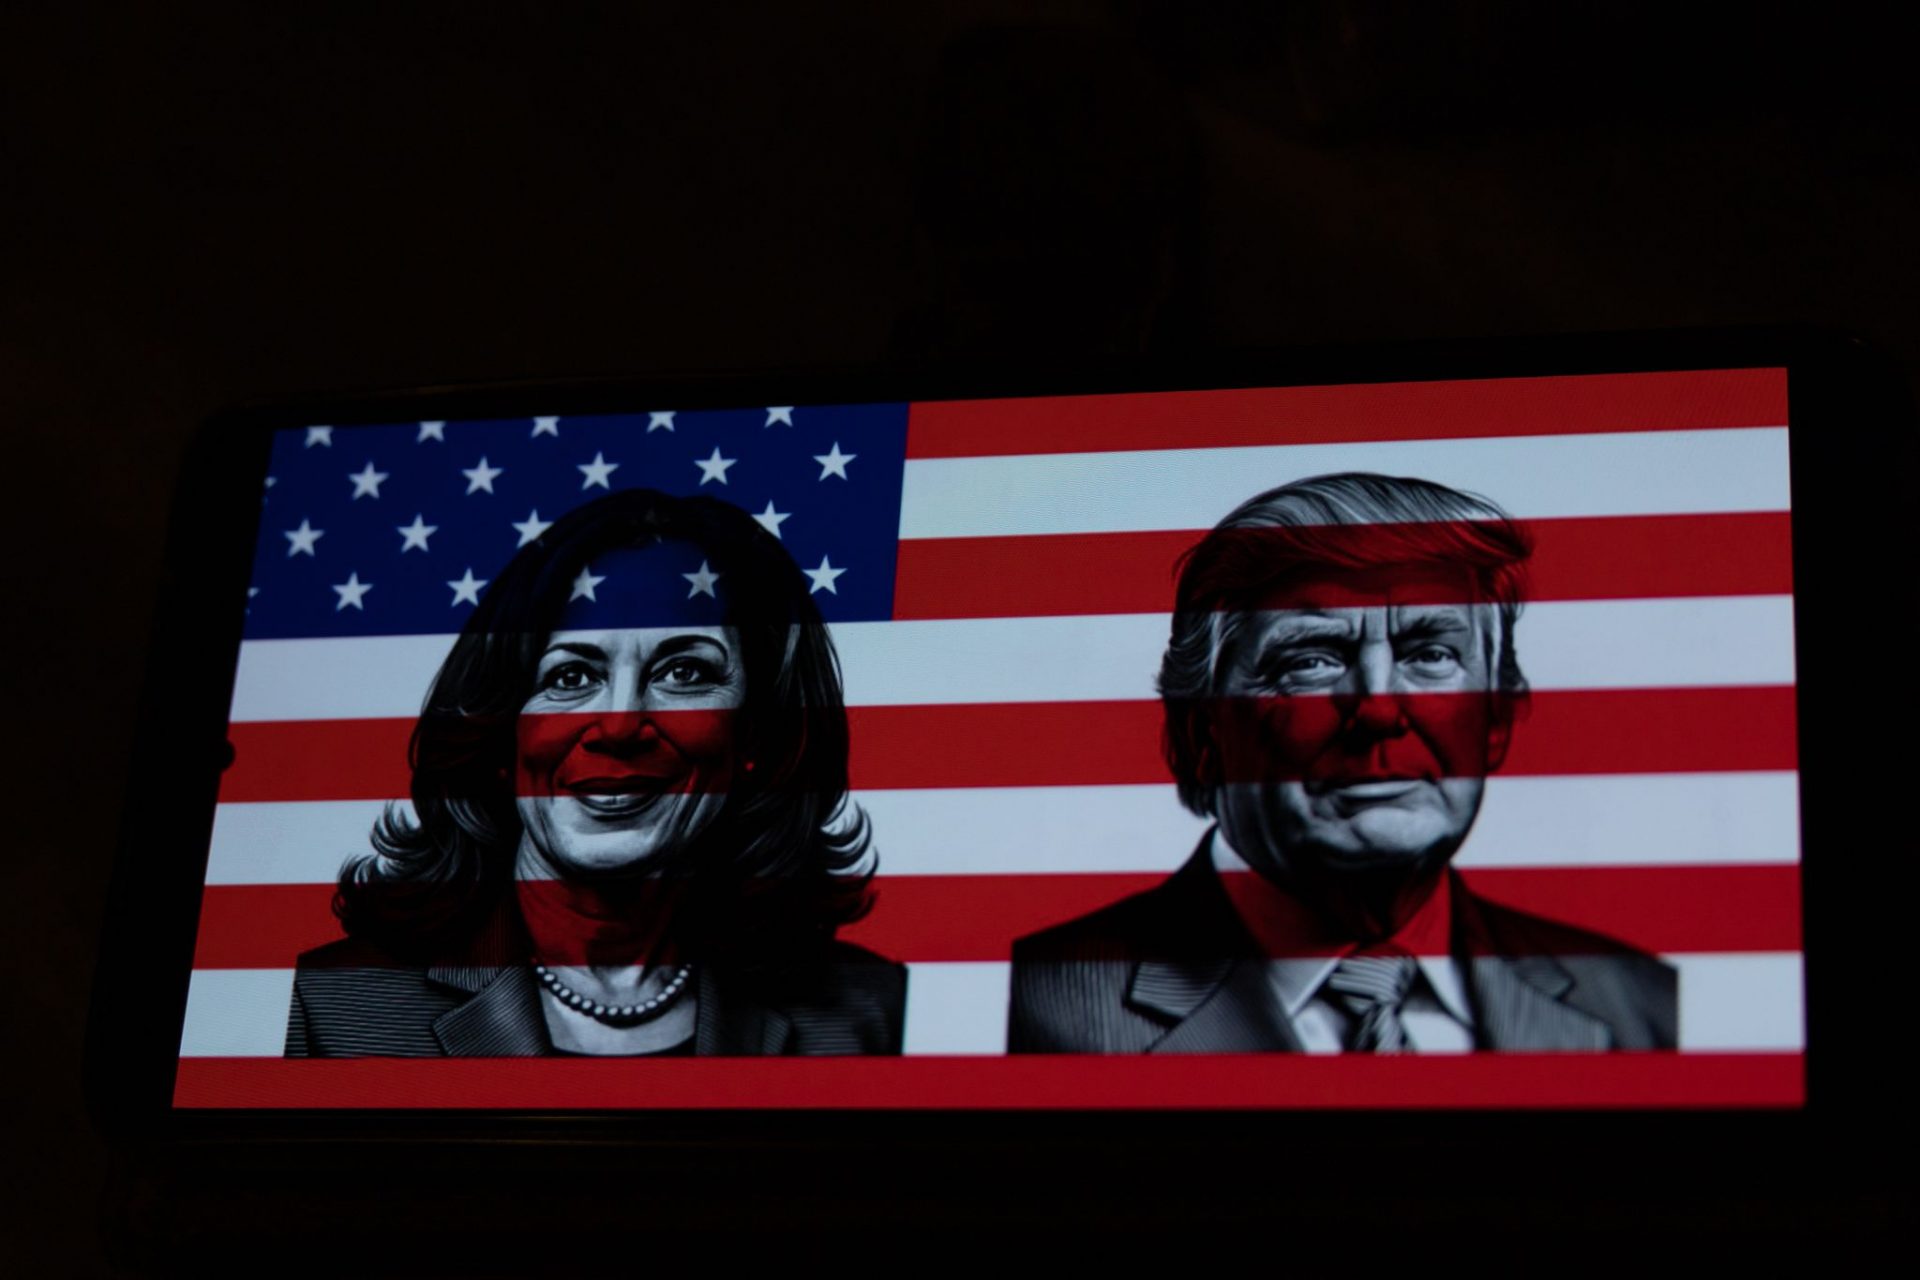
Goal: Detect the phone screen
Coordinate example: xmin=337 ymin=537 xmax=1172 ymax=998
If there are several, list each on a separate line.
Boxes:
xmin=174 ymin=368 xmax=1803 ymax=1109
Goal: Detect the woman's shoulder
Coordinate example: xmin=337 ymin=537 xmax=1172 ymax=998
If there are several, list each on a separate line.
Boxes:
xmin=818 ymin=939 xmax=908 ymax=999
xmin=736 ymin=940 xmax=907 ymax=1055
xmin=294 ymin=932 xmax=418 ymax=970
xmin=287 ymin=933 xmax=472 ymax=1057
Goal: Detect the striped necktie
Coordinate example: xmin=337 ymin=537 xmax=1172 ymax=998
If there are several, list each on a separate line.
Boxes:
xmin=1325 ymin=948 xmax=1419 ymax=1053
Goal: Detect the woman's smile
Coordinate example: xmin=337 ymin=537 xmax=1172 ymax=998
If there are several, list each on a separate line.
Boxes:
xmin=515 ymin=615 xmax=746 ymax=877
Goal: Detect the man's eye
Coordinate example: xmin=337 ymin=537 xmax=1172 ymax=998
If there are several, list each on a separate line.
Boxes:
xmin=1404 ymin=644 xmax=1460 ymax=672
xmin=1265 ymin=651 xmax=1345 ymax=684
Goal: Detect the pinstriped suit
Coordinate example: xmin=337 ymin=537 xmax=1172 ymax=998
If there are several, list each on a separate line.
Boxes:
xmin=285 ymin=904 xmax=906 ymax=1057
xmin=1007 ymin=835 xmax=1677 ymax=1054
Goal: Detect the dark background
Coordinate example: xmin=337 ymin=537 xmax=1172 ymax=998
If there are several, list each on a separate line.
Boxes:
xmin=4 ymin=2 xmax=1915 ymax=1270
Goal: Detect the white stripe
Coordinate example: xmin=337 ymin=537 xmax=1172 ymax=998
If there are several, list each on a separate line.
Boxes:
xmin=835 ymin=595 xmax=1797 ymax=706
xmin=901 ymin=962 xmax=1012 ymax=1055
xmin=203 ymin=772 xmax=1800 ymax=884
xmin=899 ymin=428 xmax=1791 ymax=539
xmin=180 ymin=968 xmax=296 ymax=1057
xmin=227 ymin=595 xmax=1795 ymax=721
xmin=1674 ymin=952 xmax=1806 ymax=1050
xmin=176 ymin=953 xmax=1804 ymax=1056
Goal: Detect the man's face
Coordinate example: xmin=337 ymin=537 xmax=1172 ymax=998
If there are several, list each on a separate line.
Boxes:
xmin=1207 ymin=563 xmax=1514 ymax=886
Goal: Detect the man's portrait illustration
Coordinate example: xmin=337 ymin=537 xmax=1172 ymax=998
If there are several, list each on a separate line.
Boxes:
xmin=1008 ymin=471 xmax=1679 ymax=1054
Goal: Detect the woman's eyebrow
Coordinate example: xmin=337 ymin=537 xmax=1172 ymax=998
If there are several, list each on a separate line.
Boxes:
xmin=646 ymin=633 xmax=732 ymax=660
xmin=539 ymin=641 xmax=608 ymax=663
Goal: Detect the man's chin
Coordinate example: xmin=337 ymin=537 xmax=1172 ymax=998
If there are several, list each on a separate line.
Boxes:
xmin=1293 ymin=825 xmax=1462 ymax=880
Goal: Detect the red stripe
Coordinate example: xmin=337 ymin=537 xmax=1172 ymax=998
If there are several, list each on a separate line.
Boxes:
xmin=173 ymin=1052 xmax=1806 ymax=1109
xmin=843 ymin=866 xmax=1803 ymax=961
xmin=905 ymin=369 xmax=1787 ymax=459
xmin=221 ymin=687 xmax=1797 ymax=802
xmin=190 ymin=865 xmax=1801 ymax=968
xmin=893 ymin=512 xmax=1794 ymax=619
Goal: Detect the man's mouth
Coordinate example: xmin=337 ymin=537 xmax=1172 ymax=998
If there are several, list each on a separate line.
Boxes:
xmin=1311 ymin=776 xmax=1426 ymax=802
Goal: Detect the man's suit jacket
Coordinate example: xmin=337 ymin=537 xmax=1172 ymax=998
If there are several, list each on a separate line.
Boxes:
xmin=286 ymin=903 xmax=907 ymax=1057
xmin=1008 ymin=838 xmax=1677 ymax=1053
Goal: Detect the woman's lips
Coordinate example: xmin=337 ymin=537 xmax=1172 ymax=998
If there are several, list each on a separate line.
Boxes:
xmin=563 ymin=774 xmax=675 ymax=794
xmin=560 ymin=774 xmax=678 ymax=818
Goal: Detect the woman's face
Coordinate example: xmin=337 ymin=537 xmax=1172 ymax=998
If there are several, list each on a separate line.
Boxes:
xmin=514 ymin=623 xmax=746 ymax=878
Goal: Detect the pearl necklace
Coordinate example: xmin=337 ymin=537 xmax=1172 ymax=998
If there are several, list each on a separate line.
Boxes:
xmin=532 ymin=961 xmax=693 ymax=1026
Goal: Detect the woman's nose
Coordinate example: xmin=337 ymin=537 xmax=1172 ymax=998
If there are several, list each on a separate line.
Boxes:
xmin=581 ymin=709 xmax=661 ymax=754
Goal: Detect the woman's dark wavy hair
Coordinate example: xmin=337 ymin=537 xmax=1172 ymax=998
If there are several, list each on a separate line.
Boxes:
xmin=335 ymin=488 xmax=874 ymax=963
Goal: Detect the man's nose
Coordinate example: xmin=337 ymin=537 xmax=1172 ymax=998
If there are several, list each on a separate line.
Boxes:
xmin=1343 ymin=638 xmax=1407 ymax=738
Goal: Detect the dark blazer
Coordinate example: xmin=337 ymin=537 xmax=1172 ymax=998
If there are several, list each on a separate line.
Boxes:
xmin=1008 ymin=836 xmax=1677 ymax=1053
xmin=286 ymin=904 xmax=907 ymax=1057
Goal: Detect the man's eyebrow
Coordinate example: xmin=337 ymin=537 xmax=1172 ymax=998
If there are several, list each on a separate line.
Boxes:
xmin=1390 ymin=606 xmax=1476 ymax=635
xmin=1251 ymin=612 xmax=1356 ymax=644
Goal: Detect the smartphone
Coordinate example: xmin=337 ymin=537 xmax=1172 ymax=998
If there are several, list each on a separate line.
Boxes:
xmin=86 ymin=330 xmax=1908 ymax=1150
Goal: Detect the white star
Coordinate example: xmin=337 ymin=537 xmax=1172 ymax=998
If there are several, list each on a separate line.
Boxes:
xmin=248 ymin=587 xmax=259 ymax=598
xmin=264 ymin=475 xmax=277 ymax=489
xmin=284 ymin=519 xmax=324 ymax=557
xmin=765 ymin=406 xmax=794 ymax=427
xmin=752 ymin=500 xmax=790 ymax=539
xmin=463 ymin=456 xmax=503 ymax=494
xmin=532 ymin=416 xmax=560 ymax=437
xmin=513 ymin=509 xmax=553 ymax=546
xmin=417 ymin=420 xmax=446 ymax=442
xmin=813 ymin=442 xmax=856 ymax=480
xmin=805 ymin=556 xmax=846 ymax=594
xmin=577 ymin=451 xmax=620 ymax=490
xmin=647 ymin=411 xmax=676 ymax=433
xmin=695 ymin=446 xmax=736 ymax=485
xmin=332 ymin=572 xmax=372 ymax=611
xmin=447 ymin=568 xmax=487 ymax=607
xmin=348 ymin=460 xmax=390 ymax=499
xmin=683 ymin=560 xmax=721 ymax=598
xmin=305 ymin=425 xmax=333 ymax=448
xmin=570 ymin=567 xmax=607 ymax=602
xmin=397 ymin=514 xmax=438 ymax=552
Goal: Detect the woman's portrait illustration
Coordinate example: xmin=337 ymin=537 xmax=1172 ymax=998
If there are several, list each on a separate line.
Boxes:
xmin=285 ymin=488 xmax=906 ymax=1057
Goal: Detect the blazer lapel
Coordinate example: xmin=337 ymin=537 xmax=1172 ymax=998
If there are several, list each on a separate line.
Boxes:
xmin=1126 ymin=835 xmax=1301 ymax=1054
xmin=430 ymin=965 xmax=551 ymax=1056
xmin=1467 ymin=957 xmax=1612 ymax=1051
xmin=1454 ymin=880 xmax=1612 ymax=1051
xmin=426 ymin=899 xmax=552 ymax=1057
xmin=1139 ymin=954 xmax=1302 ymax=1053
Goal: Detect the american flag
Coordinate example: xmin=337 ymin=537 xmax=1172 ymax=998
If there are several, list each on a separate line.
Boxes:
xmin=177 ymin=369 xmax=1804 ymax=1109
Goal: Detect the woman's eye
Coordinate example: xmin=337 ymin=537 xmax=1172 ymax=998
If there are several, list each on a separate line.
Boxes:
xmin=657 ymin=658 xmax=719 ymax=688
xmin=540 ymin=663 xmax=598 ymax=693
